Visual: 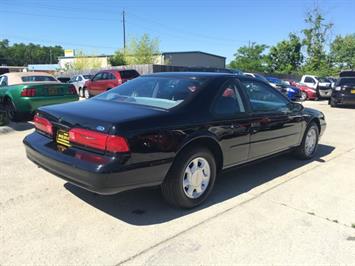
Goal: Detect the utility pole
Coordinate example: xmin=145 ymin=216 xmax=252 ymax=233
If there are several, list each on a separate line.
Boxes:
xmin=122 ymin=10 xmax=126 ymax=50
xmin=49 ymin=48 xmax=52 ymax=64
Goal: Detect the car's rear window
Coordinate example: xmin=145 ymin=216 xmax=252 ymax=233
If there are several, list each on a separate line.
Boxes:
xmin=95 ymin=76 xmax=208 ymax=109
xmin=21 ymin=76 xmax=57 ymax=82
xmin=119 ymin=70 xmax=140 ymax=79
xmin=338 ymin=78 xmax=355 ymax=86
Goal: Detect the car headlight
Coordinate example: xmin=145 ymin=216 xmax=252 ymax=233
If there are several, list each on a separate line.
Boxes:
xmin=286 ymin=88 xmax=295 ymax=93
xmin=335 ymin=86 xmax=342 ymax=91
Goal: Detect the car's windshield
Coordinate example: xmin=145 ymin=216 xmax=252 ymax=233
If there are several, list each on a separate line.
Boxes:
xmin=21 ymin=75 xmax=57 ymax=82
xmin=316 ymin=77 xmax=330 ymax=83
xmin=95 ymin=76 xmax=208 ymax=109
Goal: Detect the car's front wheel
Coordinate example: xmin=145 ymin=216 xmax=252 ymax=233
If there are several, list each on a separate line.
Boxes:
xmin=294 ymin=122 xmax=319 ymax=160
xmin=161 ymin=147 xmax=217 ymax=209
xmin=79 ymin=87 xmax=84 ymax=98
xmin=300 ymin=91 xmax=308 ymax=101
xmin=83 ymin=88 xmax=91 ymax=99
xmin=330 ymin=97 xmax=337 ymax=108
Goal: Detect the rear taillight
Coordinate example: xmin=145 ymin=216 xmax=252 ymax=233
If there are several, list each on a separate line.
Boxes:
xmin=21 ymin=88 xmax=36 ymax=97
xmin=117 ymin=79 xmax=122 ymax=84
xmin=68 ymin=84 xmax=77 ymax=95
xmin=34 ymin=114 xmax=53 ymax=136
xmin=69 ymin=128 xmax=129 ymax=153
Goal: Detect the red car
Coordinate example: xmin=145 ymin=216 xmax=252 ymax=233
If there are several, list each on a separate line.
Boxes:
xmin=285 ymin=80 xmax=317 ymax=101
xmin=83 ymin=69 xmax=140 ymax=99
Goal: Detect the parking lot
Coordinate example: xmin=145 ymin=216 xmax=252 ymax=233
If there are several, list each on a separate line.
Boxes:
xmin=1 ymin=100 xmax=354 ymax=265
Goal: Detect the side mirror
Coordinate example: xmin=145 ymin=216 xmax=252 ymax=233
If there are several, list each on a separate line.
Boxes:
xmin=290 ymin=102 xmax=304 ymax=112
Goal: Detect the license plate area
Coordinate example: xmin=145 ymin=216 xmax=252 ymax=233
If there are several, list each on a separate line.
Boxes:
xmin=351 ymin=89 xmax=355 ymax=94
xmin=56 ymin=129 xmax=71 ymax=147
xmin=48 ymin=87 xmax=58 ymax=95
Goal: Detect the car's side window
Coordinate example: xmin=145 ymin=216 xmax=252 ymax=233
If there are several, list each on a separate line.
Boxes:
xmin=241 ymin=80 xmax=289 ymax=113
xmin=0 ymin=76 xmax=8 ymax=86
xmin=213 ymin=80 xmax=245 ymax=116
xmin=92 ymin=73 xmax=102 ymax=81
xmin=305 ymin=77 xmax=315 ymax=83
xmin=77 ymin=76 xmax=82 ymax=81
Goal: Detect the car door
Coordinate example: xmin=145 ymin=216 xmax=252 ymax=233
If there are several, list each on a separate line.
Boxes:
xmin=90 ymin=72 xmax=103 ymax=95
xmin=304 ymin=76 xmax=316 ymax=89
xmin=210 ymin=79 xmax=251 ymax=167
xmin=239 ymin=78 xmax=303 ymax=159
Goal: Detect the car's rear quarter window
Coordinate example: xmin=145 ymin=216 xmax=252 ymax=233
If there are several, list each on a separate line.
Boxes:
xmin=119 ymin=70 xmax=140 ymax=79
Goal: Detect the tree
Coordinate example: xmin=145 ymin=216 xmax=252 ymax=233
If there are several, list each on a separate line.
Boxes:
xmin=266 ymin=34 xmax=303 ymax=74
xmin=110 ymin=49 xmax=127 ymax=66
xmin=124 ymin=34 xmax=160 ymax=64
xmin=0 ymin=39 xmax=64 ymax=66
xmin=229 ymin=43 xmax=268 ymax=72
xmin=302 ymin=6 xmax=333 ymax=74
xmin=330 ymin=34 xmax=355 ymax=70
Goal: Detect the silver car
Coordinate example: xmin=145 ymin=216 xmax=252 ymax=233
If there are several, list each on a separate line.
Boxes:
xmin=70 ymin=74 xmax=93 ymax=97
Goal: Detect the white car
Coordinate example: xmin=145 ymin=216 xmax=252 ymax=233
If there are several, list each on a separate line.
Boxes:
xmin=70 ymin=74 xmax=93 ymax=97
xmin=300 ymin=75 xmax=332 ymax=98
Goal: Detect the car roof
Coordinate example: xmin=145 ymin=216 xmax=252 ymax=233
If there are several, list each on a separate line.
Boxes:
xmin=144 ymin=72 xmax=241 ymax=79
xmin=3 ymin=72 xmax=57 ymax=85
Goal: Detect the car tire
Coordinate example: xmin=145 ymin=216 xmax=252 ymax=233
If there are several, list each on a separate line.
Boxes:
xmin=4 ymin=98 xmax=24 ymax=122
xmin=83 ymin=88 xmax=91 ymax=99
xmin=79 ymin=87 xmax=83 ymax=98
xmin=300 ymin=91 xmax=308 ymax=101
xmin=161 ymin=147 xmax=217 ymax=209
xmin=330 ymin=98 xmax=337 ymax=108
xmin=294 ymin=122 xmax=319 ymax=160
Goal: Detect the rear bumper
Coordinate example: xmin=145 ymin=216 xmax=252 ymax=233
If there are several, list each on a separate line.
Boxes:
xmin=23 ymin=132 xmax=170 ymax=195
xmin=305 ymin=90 xmax=317 ymax=99
xmin=17 ymin=96 xmax=79 ymax=114
xmin=318 ymin=88 xmax=332 ymax=98
xmin=331 ymin=94 xmax=355 ymax=105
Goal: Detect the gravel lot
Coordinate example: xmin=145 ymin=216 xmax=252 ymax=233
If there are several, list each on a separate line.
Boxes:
xmin=1 ymin=101 xmax=354 ymax=265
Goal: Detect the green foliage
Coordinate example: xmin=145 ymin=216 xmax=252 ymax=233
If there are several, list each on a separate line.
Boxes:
xmin=266 ymin=34 xmax=303 ymax=74
xmin=70 ymin=50 xmax=102 ymax=71
xmin=124 ymin=34 xmax=160 ymax=64
xmin=0 ymin=39 xmax=63 ymax=66
xmin=330 ymin=34 xmax=355 ymax=70
xmin=229 ymin=43 xmax=268 ymax=72
xmin=302 ymin=7 xmax=333 ymax=74
xmin=110 ymin=49 xmax=127 ymax=66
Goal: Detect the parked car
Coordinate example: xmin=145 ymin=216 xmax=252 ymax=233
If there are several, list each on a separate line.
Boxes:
xmin=265 ymin=77 xmax=302 ymax=101
xmin=23 ymin=72 xmax=326 ymax=208
xmin=57 ymin=77 xmax=71 ymax=83
xmin=69 ymin=74 xmax=93 ymax=97
xmin=0 ymin=72 xmax=78 ymax=121
xmin=329 ymin=76 xmax=355 ymax=107
xmin=284 ymin=79 xmax=317 ymax=101
xmin=243 ymin=72 xmax=270 ymax=83
xmin=300 ymin=75 xmax=332 ymax=98
xmin=83 ymin=69 xmax=140 ymax=99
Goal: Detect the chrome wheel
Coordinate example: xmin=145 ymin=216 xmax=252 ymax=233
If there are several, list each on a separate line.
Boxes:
xmin=305 ymin=127 xmax=317 ymax=156
xmin=300 ymin=91 xmax=307 ymax=101
xmin=182 ymin=157 xmax=211 ymax=199
xmin=84 ymin=89 xmax=90 ymax=99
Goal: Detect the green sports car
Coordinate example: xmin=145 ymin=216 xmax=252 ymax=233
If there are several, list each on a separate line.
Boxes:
xmin=0 ymin=72 xmax=79 ymax=121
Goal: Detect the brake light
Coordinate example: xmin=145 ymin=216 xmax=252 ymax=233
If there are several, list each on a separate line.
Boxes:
xmin=69 ymin=128 xmax=129 ymax=153
xmin=21 ymin=88 xmax=36 ymax=97
xmin=68 ymin=84 xmax=77 ymax=95
xmin=34 ymin=115 xmax=53 ymax=136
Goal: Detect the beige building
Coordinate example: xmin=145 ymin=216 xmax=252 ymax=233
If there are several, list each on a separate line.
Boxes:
xmin=58 ymin=55 xmax=111 ymax=70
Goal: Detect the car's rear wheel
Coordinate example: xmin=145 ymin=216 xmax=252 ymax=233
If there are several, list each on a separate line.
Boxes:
xmin=161 ymin=147 xmax=216 ymax=209
xmin=294 ymin=122 xmax=319 ymax=160
xmin=4 ymin=98 xmax=24 ymax=122
xmin=300 ymin=91 xmax=308 ymax=101
xmin=84 ymin=88 xmax=91 ymax=99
